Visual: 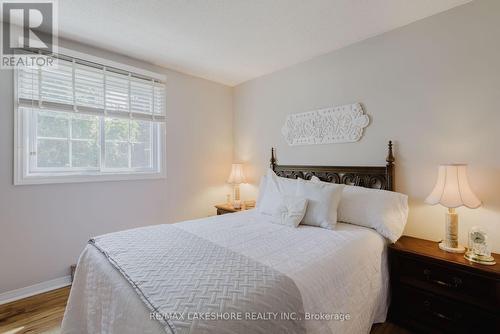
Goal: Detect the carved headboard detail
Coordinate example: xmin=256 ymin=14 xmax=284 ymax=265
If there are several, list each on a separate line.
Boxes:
xmin=270 ymin=141 xmax=395 ymax=191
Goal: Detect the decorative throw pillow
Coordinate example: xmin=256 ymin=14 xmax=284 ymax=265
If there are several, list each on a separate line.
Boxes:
xmin=263 ymin=194 xmax=309 ymax=228
xmin=311 ymin=176 xmax=409 ymax=242
xmin=258 ymin=170 xmax=307 ymax=227
xmin=296 ymin=177 xmax=345 ymax=229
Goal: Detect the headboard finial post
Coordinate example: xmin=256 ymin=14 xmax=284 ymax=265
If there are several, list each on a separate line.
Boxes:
xmin=386 ymin=140 xmax=395 ymax=166
xmin=386 ymin=140 xmax=395 ymax=191
xmin=270 ymin=147 xmax=277 ymax=171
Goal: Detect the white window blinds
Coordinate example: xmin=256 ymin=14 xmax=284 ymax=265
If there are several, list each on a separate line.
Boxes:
xmin=17 ymin=57 xmax=166 ymax=122
xmin=15 ymin=51 xmax=166 ymax=185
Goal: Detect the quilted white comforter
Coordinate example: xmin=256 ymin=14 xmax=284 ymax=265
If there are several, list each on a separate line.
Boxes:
xmin=62 ymin=210 xmax=389 ymax=334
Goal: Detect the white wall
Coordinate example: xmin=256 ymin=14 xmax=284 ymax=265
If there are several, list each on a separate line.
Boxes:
xmin=0 ymin=38 xmax=233 ymax=294
xmin=233 ymin=0 xmax=500 ymax=252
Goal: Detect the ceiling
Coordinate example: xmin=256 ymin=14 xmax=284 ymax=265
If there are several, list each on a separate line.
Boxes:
xmin=58 ymin=0 xmax=472 ymax=86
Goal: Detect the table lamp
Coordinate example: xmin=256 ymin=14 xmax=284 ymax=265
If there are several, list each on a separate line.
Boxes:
xmin=425 ymin=164 xmax=481 ymax=253
xmin=227 ymin=163 xmax=246 ymax=209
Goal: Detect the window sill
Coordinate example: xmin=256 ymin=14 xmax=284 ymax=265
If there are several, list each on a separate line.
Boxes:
xmin=14 ymin=170 xmax=166 ymax=185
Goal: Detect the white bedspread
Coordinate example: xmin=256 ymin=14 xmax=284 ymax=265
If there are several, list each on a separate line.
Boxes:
xmin=62 ymin=210 xmax=389 ymax=334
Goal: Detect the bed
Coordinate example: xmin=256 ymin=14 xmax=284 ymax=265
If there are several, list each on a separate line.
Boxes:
xmin=62 ymin=142 xmax=399 ymax=334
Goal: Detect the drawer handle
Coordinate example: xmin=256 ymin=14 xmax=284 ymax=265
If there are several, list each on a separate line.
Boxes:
xmin=423 ymin=300 xmax=462 ymax=322
xmin=432 ymin=311 xmax=454 ymax=321
xmin=423 ymin=269 xmax=462 ymax=289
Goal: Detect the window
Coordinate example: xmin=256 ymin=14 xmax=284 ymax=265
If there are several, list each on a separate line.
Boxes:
xmin=15 ymin=51 xmax=166 ymax=185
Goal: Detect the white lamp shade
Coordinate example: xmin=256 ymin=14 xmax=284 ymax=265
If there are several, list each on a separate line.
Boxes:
xmin=227 ymin=164 xmax=246 ymax=184
xmin=425 ymin=164 xmax=481 ymax=209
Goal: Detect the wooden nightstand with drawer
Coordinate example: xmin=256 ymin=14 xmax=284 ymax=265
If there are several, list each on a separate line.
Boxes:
xmin=388 ymin=236 xmax=500 ymax=333
xmin=215 ymin=203 xmax=242 ymax=215
xmin=214 ymin=202 xmax=255 ymax=215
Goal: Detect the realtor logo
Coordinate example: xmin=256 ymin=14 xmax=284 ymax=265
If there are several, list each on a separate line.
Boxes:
xmin=1 ymin=0 xmax=57 ymax=68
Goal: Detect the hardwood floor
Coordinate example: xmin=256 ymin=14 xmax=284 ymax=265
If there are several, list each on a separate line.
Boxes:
xmin=0 ymin=286 xmax=411 ymax=334
xmin=0 ymin=287 xmax=70 ymax=334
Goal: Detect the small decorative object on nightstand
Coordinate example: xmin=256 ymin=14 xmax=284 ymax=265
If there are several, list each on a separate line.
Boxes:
xmin=465 ymin=227 xmax=496 ymax=265
xmin=227 ymin=163 xmax=246 ymax=209
xmin=389 ymin=236 xmax=500 ymax=333
xmin=244 ymin=200 xmax=256 ymax=209
xmin=425 ymin=164 xmax=481 ymax=253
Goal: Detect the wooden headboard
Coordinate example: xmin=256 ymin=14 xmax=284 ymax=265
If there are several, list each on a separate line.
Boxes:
xmin=270 ymin=141 xmax=395 ymax=191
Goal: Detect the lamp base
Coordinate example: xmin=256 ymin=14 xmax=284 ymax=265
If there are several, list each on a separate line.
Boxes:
xmin=232 ymin=184 xmax=241 ymax=209
xmin=464 ymin=250 xmax=496 ymax=265
xmin=438 ymin=242 xmax=465 ymax=253
xmin=439 ymin=208 xmax=464 ymax=253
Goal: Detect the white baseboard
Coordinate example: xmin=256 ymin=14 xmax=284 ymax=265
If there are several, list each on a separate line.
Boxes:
xmin=0 ymin=275 xmax=72 ymax=305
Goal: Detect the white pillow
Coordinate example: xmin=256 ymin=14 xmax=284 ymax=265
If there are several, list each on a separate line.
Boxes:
xmin=255 ymin=175 xmax=268 ymax=209
xmin=257 ymin=169 xmax=298 ymax=209
xmin=260 ymin=194 xmax=309 ymax=228
xmin=296 ymin=178 xmax=344 ymax=229
xmin=311 ymin=176 xmax=409 ymax=242
xmin=258 ymin=171 xmax=308 ymax=227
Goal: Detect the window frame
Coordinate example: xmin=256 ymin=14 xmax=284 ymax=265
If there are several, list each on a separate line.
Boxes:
xmin=14 ymin=48 xmax=166 ymax=185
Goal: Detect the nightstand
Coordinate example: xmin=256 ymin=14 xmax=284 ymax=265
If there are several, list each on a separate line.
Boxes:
xmin=215 ymin=203 xmax=254 ymax=215
xmin=388 ymin=236 xmax=500 ymax=333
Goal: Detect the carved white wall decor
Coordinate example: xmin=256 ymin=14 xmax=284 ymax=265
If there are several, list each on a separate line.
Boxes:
xmin=281 ymin=103 xmax=369 ymax=146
